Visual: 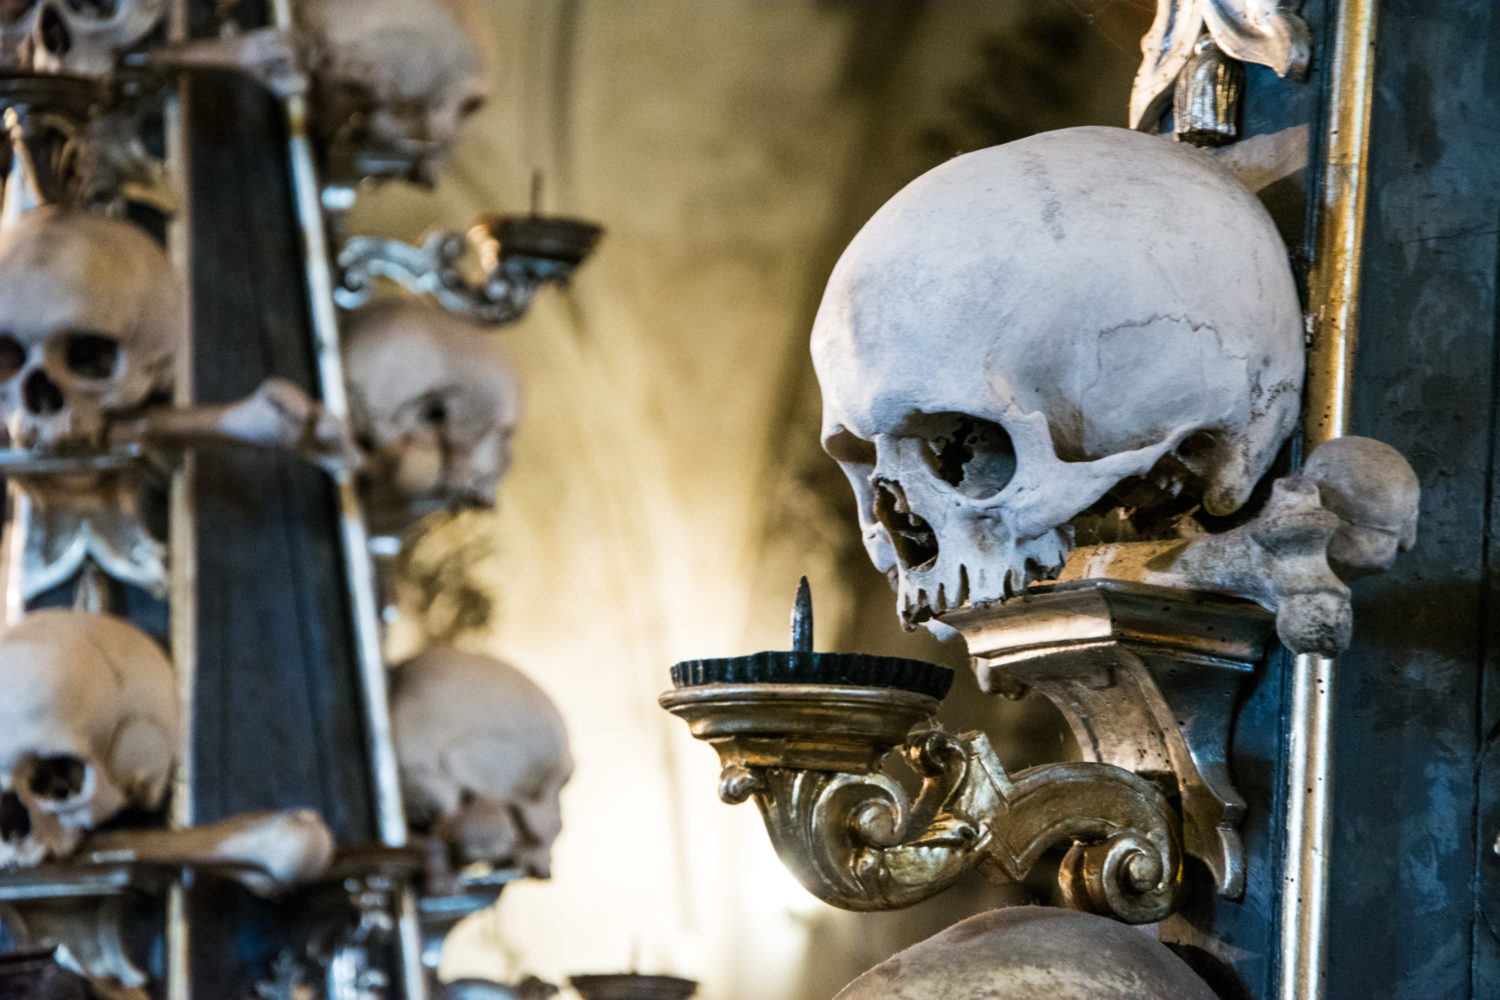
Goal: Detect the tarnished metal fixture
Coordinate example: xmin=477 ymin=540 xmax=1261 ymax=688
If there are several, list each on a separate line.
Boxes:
xmin=661 ymin=581 xmax=1184 ymax=924
xmin=569 ymin=974 xmax=698 ymax=1000
xmin=0 ymin=810 xmax=335 ymax=1000
xmin=335 ymin=213 xmax=603 ymax=327
xmin=0 ymin=71 xmax=172 ymax=217
xmin=1131 ymin=1 xmax=1311 ymax=135
xmin=941 ymin=579 xmax=1275 ymax=900
xmin=1174 ymin=35 xmax=1244 ymax=147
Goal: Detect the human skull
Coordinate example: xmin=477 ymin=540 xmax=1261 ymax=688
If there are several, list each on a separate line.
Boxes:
xmin=0 ymin=609 xmax=178 ymax=867
xmin=301 ymin=0 xmax=495 ymax=183
xmin=0 ymin=0 xmax=167 ymax=76
xmin=811 ymin=126 xmax=1303 ymax=628
xmin=391 ymin=647 xmax=571 ymax=878
xmin=835 ymin=906 xmax=1215 ymax=1000
xmin=343 ymin=299 xmax=521 ymax=534
xmin=0 ymin=206 xmax=182 ymax=451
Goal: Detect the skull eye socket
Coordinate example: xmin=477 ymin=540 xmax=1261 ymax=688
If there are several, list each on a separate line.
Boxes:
xmin=27 ymin=754 xmax=86 ymax=802
xmin=37 ymin=3 xmax=68 ymax=54
xmin=457 ymin=94 xmax=485 ymax=120
xmin=61 ymin=332 xmax=121 ymax=379
xmin=421 ymin=397 xmax=449 ymax=427
xmin=0 ymin=335 xmax=24 ymax=380
xmin=63 ymin=0 xmax=116 ymax=16
xmin=919 ymin=414 xmax=1017 ymax=500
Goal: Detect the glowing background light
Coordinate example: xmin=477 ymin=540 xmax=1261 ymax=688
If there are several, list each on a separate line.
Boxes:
xmin=351 ymin=2 xmax=1142 ymax=996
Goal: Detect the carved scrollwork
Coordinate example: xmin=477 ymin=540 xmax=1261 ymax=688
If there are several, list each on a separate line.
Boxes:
xmin=677 ymin=706 xmax=1183 ymax=923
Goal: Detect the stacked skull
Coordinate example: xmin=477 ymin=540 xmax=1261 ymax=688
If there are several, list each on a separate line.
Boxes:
xmin=0 ymin=206 xmax=182 ymax=452
xmin=0 ymin=610 xmax=178 ymax=867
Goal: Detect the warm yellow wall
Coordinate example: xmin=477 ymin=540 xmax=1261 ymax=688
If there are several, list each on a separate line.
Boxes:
xmin=349 ymin=2 xmax=1141 ymax=996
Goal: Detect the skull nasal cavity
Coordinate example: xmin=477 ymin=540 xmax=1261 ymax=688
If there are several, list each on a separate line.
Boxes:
xmin=22 ymin=369 xmax=63 ymax=415
xmin=28 ymin=755 xmax=85 ymax=801
xmin=875 ymin=479 xmax=939 ymax=569
xmin=0 ymin=791 xmax=28 ymax=841
xmin=38 ymin=4 xmax=69 ymax=55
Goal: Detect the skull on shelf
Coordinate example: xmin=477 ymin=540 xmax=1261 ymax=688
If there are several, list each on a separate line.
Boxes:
xmin=343 ymin=298 xmax=521 ymax=535
xmin=0 ymin=0 xmax=168 ymax=76
xmin=835 ymin=907 xmax=1215 ymax=1000
xmin=300 ymin=0 xmax=495 ymax=183
xmin=811 ymin=126 xmax=1303 ymax=629
xmin=0 ymin=206 xmax=182 ymax=452
xmin=391 ymin=646 xmax=571 ymax=878
xmin=0 ymin=609 xmax=179 ymax=867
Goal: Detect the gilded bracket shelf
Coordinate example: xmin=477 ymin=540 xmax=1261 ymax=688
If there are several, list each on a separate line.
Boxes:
xmin=661 ymin=583 xmax=1185 ymax=924
xmin=940 ymin=579 xmax=1275 ymax=899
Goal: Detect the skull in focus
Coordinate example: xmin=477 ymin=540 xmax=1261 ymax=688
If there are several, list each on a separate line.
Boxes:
xmin=0 ymin=609 xmax=178 ymax=867
xmin=835 ymin=906 xmax=1215 ymax=1000
xmin=0 ymin=0 xmax=167 ymax=75
xmin=301 ymin=0 xmax=495 ymax=183
xmin=343 ymin=299 xmax=521 ymax=535
xmin=811 ymin=126 xmax=1303 ymax=629
xmin=0 ymin=206 xmax=182 ymax=451
xmin=391 ymin=646 xmax=571 ymax=878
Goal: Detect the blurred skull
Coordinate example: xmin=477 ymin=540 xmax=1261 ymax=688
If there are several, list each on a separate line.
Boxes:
xmin=301 ymin=0 xmax=495 ymax=183
xmin=0 ymin=0 xmax=167 ymax=75
xmin=343 ymin=298 xmax=521 ymax=535
xmin=391 ymin=646 xmax=571 ymax=878
xmin=0 ymin=206 xmax=182 ymax=451
xmin=811 ymin=126 xmax=1303 ymax=629
xmin=835 ymin=907 xmax=1215 ymax=1000
xmin=0 ymin=609 xmax=178 ymax=867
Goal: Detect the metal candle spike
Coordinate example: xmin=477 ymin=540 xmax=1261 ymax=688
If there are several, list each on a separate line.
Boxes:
xmin=791 ymin=576 xmax=812 ymax=653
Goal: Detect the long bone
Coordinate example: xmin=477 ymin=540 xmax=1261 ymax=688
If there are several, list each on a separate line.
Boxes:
xmin=1060 ymin=436 xmax=1419 ymax=655
xmin=79 ymin=808 xmax=335 ymax=897
xmin=110 ymin=376 xmax=362 ymax=473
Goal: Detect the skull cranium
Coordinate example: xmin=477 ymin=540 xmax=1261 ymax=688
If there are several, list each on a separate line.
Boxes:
xmin=835 ymin=907 xmax=1215 ymax=1000
xmin=343 ymin=298 xmax=521 ymax=535
xmin=811 ymin=126 xmax=1303 ymax=629
xmin=300 ymin=0 xmax=495 ymax=184
xmin=0 ymin=609 xmax=178 ymax=867
xmin=0 ymin=206 xmax=182 ymax=451
xmin=391 ymin=646 xmax=571 ymax=878
xmin=0 ymin=0 xmax=167 ymax=76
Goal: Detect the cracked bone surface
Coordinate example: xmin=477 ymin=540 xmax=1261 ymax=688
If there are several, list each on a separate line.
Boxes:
xmin=810 ymin=126 xmax=1303 ymax=631
xmin=0 ymin=0 xmax=166 ymax=76
xmin=0 ymin=610 xmax=178 ymax=867
xmin=391 ymin=647 xmax=571 ymax=879
xmin=1061 ymin=435 xmax=1420 ymax=655
xmin=834 ymin=906 xmax=1215 ymax=1000
xmin=343 ymin=299 xmax=522 ymax=534
xmin=0 ymin=207 xmax=183 ymax=453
